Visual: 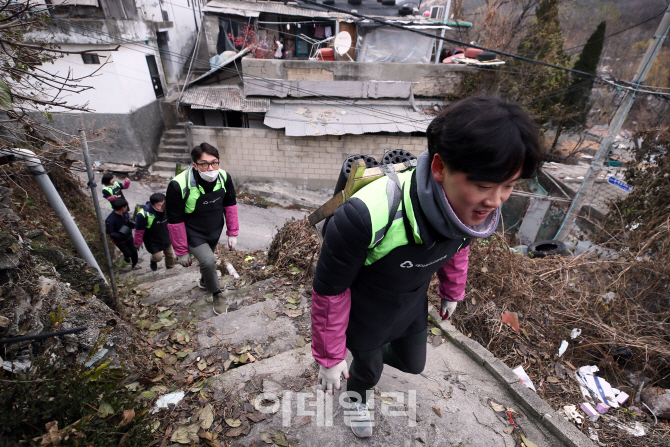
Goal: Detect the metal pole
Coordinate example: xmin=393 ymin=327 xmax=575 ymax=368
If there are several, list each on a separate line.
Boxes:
xmin=2 ymin=148 xmax=108 ymax=284
xmin=79 ymin=130 xmax=117 ymax=297
xmin=555 ymin=5 xmax=670 ymax=241
xmin=434 ymin=0 xmax=451 ymax=64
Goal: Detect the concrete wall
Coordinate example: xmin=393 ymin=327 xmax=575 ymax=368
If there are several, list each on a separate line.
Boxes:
xmin=140 ymin=0 xmax=202 ymax=86
xmin=42 ymin=44 xmax=161 ymax=114
xmin=242 ymin=58 xmax=468 ymax=98
xmin=188 ymin=126 xmax=427 ymax=189
xmin=47 ymin=99 xmax=164 ymax=165
xmin=25 ymin=19 xmax=152 ymax=44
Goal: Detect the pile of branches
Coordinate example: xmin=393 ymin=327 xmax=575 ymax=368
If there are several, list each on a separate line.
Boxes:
xmin=267 ymin=217 xmax=320 ymax=275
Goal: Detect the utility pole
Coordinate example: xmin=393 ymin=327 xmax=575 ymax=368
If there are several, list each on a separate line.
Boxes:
xmin=79 ymin=130 xmax=118 ymax=300
xmin=555 ymin=5 xmax=670 ymax=241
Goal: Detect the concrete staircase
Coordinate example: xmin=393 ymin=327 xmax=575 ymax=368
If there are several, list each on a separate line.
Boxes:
xmin=113 ymin=249 xmax=588 ymax=447
xmin=150 ymin=126 xmax=191 ymax=179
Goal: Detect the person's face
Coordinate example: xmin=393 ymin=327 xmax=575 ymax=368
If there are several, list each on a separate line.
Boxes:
xmin=152 ymin=200 xmax=165 ymax=211
xmin=120 ymin=205 xmax=128 ymax=214
xmin=193 ymin=152 xmax=219 ymax=172
xmin=431 ymin=154 xmax=519 ymax=226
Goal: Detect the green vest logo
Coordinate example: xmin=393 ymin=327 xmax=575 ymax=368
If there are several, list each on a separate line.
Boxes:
xmin=400 ymin=261 xmax=413 ymax=268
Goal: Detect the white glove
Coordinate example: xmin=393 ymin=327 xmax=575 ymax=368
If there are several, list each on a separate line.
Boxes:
xmin=177 ymin=254 xmax=191 ymax=267
xmin=318 ymin=360 xmax=349 ymax=395
xmin=227 ymin=236 xmax=237 ymax=250
xmin=440 ymin=299 xmax=458 ymax=320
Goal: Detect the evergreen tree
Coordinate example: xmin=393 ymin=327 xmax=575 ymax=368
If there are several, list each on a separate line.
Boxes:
xmin=512 ymin=0 xmax=570 ymax=123
xmin=563 ymin=21 xmax=607 ymax=127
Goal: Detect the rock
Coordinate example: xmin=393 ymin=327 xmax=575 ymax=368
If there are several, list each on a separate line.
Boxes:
xmin=0 ymin=231 xmax=18 ymax=253
xmin=25 ymin=229 xmax=48 ymax=242
xmin=42 ymin=277 xmax=133 ymax=351
xmin=7 ymin=286 xmax=44 ymax=342
xmin=0 ymin=253 xmax=20 ymax=270
xmin=30 ymin=241 xmax=111 ymax=306
xmin=641 ymin=387 xmax=670 ymax=419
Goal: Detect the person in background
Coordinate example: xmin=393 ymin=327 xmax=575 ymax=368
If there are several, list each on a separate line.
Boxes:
xmin=166 ymin=143 xmax=238 ymax=315
xmin=134 ymin=193 xmax=175 ymax=272
xmin=311 ymin=96 xmax=543 ymax=438
xmin=102 ymin=173 xmax=131 ymax=208
xmin=105 ymin=198 xmax=140 ymax=270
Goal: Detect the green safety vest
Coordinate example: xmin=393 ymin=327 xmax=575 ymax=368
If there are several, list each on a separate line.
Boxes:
xmin=102 ymin=181 xmax=122 ymax=208
xmin=172 ymin=167 xmax=228 ymax=214
xmin=137 ymin=208 xmax=155 ymax=229
xmin=352 ymin=169 xmax=465 ymax=265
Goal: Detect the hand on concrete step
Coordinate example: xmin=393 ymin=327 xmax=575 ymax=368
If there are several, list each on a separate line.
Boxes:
xmin=440 ymin=299 xmax=457 ymax=320
xmin=177 ymin=253 xmax=191 ymax=267
xmin=318 ymin=359 xmax=349 ymax=396
xmin=228 ymin=236 xmax=237 ymax=250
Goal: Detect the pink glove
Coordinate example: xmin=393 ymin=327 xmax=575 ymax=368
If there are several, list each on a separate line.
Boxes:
xmin=168 ymin=222 xmax=188 ymax=256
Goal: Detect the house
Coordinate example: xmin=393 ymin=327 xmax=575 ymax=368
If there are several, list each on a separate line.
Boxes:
xmin=24 ymin=0 xmax=204 ymax=164
xmin=151 ymin=0 xmax=475 ymax=184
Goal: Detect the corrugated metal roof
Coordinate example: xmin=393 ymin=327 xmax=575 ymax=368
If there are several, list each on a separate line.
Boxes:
xmin=264 ymin=101 xmax=434 ymax=136
xmin=203 ymin=0 xmax=349 ymax=19
xmin=181 ymin=86 xmax=270 ymax=112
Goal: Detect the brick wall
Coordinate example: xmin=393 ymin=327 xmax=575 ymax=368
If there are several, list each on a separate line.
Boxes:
xmin=188 ymin=126 xmax=427 ymax=189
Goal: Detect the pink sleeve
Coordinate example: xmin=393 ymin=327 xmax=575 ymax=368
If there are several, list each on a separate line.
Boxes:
xmin=122 ymin=178 xmax=131 ymax=189
xmin=437 ymin=245 xmax=470 ymax=302
xmin=106 ymin=195 xmax=117 ymax=202
xmin=311 ymin=288 xmax=350 ymax=368
xmin=133 ymin=229 xmax=145 ymax=247
xmin=224 ymin=205 xmax=239 ymax=237
xmin=168 ymin=222 xmax=189 ymax=256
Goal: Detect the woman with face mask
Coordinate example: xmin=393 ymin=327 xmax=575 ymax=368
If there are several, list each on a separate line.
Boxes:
xmin=166 ymin=143 xmax=239 ymax=315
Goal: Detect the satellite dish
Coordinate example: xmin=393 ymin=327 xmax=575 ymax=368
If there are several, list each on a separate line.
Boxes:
xmin=334 ymin=31 xmax=352 ymax=58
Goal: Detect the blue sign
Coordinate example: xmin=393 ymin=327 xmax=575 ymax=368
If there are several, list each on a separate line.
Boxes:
xmin=607 ymin=176 xmax=632 ymax=193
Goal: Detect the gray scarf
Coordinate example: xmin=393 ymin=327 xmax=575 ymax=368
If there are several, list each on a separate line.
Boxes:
xmin=416 ymin=151 xmax=499 ymax=240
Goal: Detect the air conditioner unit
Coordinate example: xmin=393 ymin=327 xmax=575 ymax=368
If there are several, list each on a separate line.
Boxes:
xmin=429 ymin=5 xmax=445 ymax=21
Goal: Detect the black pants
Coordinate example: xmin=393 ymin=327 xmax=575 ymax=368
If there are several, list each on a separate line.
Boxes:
xmin=116 ymin=239 xmax=138 ymax=266
xmin=347 ymin=330 xmax=427 ymax=404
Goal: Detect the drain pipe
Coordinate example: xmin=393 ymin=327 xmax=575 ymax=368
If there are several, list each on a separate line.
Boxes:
xmin=3 ymin=148 xmax=108 ymax=284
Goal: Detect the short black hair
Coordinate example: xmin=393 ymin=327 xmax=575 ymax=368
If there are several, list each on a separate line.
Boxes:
xmin=102 ymin=173 xmax=114 ymax=186
xmin=191 ymin=143 xmax=220 ymax=163
xmin=426 ymin=96 xmax=543 ymax=183
xmin=112 ymin=198 xmax=128 ymax=211
xmin=150 ymin=193 xmax=166 ymax=204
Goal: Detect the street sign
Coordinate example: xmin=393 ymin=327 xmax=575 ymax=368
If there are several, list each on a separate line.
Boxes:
xmin=607 ymin=176 xmax=632 ymax=193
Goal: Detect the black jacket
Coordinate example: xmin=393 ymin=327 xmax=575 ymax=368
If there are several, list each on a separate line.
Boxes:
xmin=166 ymin=169 xmax=236 ymax=247
xmin=136 ymin=202 xmax=171 ymax=254
xmin=313 ymin=171 xmax=470 ymax=350
xmin=105 ymin=210 xmax=135 ymax=244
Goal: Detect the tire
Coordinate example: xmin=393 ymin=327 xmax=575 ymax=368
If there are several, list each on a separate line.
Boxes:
xmin=528 ymin=240 xmax=567 ymax=258
xmin=476 ymin=52 xmax=497 ymax=61
xmin=381 ymin=149 xmax=416 ymax=166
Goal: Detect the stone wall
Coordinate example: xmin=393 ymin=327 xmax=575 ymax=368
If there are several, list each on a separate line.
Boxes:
xmin=188 ymin=126 xmax=427 ymax=189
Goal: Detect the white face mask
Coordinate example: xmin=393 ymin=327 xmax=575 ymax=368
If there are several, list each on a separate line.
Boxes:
xmin=198 ymin=169 xmax=219 ymax=183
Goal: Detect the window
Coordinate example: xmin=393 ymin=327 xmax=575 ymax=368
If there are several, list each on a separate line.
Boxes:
xmin=81 ymin=53 xmax=100 ymax=64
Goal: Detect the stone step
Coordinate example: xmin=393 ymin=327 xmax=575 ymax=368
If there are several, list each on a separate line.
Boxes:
xmin=196 ymin=295 xmax=310 ymax=362
xmin=205 ymin=340 xmax=569 ymax=447
xmin=164 ymin=128 xmax=186 ymax=137
xmin=156 ymin=153 xmax=192 ymax=163
xmin=150 ymin=161 xmax=180 ymax=173
xmin=158 ymin=144 xmax=189 ymax=154
xmin=162 ymin=137 xmax=187 ymax=147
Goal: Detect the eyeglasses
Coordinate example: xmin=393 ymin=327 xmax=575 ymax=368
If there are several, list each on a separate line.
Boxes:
xmin=195 ymin=161 xmax=220 ymax=169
